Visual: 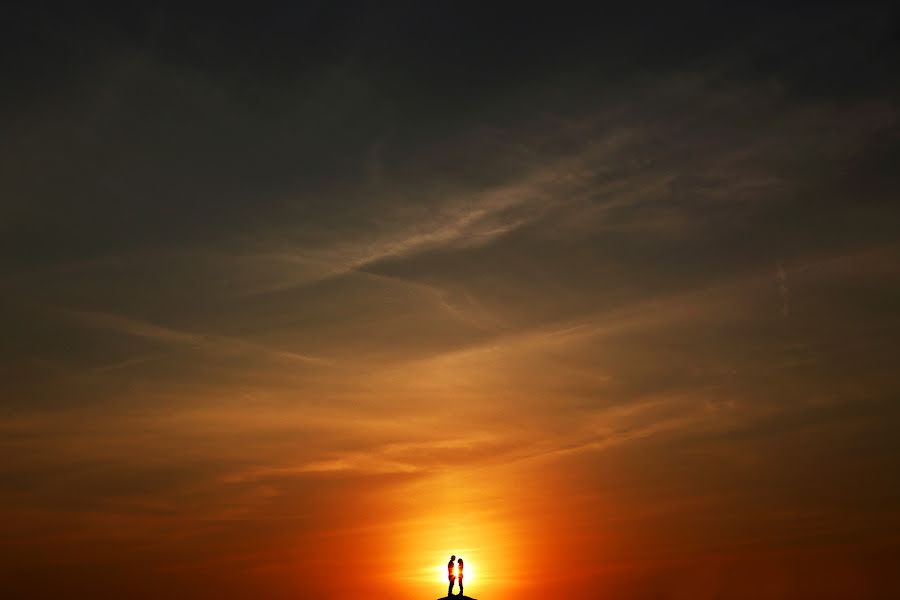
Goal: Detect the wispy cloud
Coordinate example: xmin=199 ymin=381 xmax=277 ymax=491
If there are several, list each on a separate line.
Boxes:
xmin=61 ymin=308 xmax=332 ymax=367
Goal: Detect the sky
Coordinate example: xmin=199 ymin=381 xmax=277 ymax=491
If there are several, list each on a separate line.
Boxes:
xmin=2 ymin=2 xmax=900 ymax=599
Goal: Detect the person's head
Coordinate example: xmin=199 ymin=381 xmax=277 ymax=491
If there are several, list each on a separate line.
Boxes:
xmin=458 ymin=557 xmax=463 ymax=564
xmin=450 ymin=555 xmax=455 ymax=562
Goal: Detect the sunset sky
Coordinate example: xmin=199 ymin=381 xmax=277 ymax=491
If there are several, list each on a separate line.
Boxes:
xmin=3 ymin=3 xmax=900 ymax=599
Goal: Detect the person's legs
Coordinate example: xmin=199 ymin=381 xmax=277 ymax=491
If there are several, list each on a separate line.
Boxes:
xmin=459 ymin=576 xmax=463 ymax=596
xmin=448 ymin=575 xmax=455 ymax=597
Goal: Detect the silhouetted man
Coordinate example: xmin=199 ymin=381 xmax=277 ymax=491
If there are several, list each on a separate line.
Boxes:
xmin=448 ymin=555 xmax=456 ymax=597
xmin=457 ymin=557 xmax=464 ymax=596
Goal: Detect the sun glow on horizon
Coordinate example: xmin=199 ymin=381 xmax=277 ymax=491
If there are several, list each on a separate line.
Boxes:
xmin=434 ymin=560 xmax=475 ymax=584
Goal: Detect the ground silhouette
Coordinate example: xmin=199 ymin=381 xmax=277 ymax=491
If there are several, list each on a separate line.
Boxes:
xmin=437 ymin=596 xmax=477 ymax=600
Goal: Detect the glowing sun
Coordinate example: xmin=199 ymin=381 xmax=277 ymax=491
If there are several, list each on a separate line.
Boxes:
xmin=435 ymin=561 xmax=475 ymax=583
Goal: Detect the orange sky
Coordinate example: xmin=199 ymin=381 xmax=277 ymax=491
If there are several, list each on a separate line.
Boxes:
xmin=5 ymin=246 xmax=900 ymax=599
xmin=3 ymin=4 xmax=900 ymax=599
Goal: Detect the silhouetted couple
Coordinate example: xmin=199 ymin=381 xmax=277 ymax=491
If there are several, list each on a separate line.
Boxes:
xmin=447 ymin=555 xmax=464 ymax=597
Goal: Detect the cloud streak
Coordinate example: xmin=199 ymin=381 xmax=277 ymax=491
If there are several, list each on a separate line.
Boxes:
xmin=61 ymin=308 xmax=332 ymax=367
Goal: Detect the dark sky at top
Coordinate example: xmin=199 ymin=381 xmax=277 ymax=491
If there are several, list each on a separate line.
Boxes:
xmin=4 ymin=1 xmax=897 ymax=263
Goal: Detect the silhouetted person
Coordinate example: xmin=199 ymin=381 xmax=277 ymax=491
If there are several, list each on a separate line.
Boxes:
xmin=457 ymin=557 xmax=464 ymax=596
xmin=447 ymin=555 xmax=456 ymax=597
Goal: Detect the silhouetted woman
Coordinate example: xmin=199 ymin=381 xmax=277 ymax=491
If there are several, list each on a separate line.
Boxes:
xmin=457 ymin=557 xmax=464 ymax=596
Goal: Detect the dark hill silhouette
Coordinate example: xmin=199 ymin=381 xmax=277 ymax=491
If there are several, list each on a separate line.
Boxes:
xmin=437 ymin=596 xmax=477 ymax=600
